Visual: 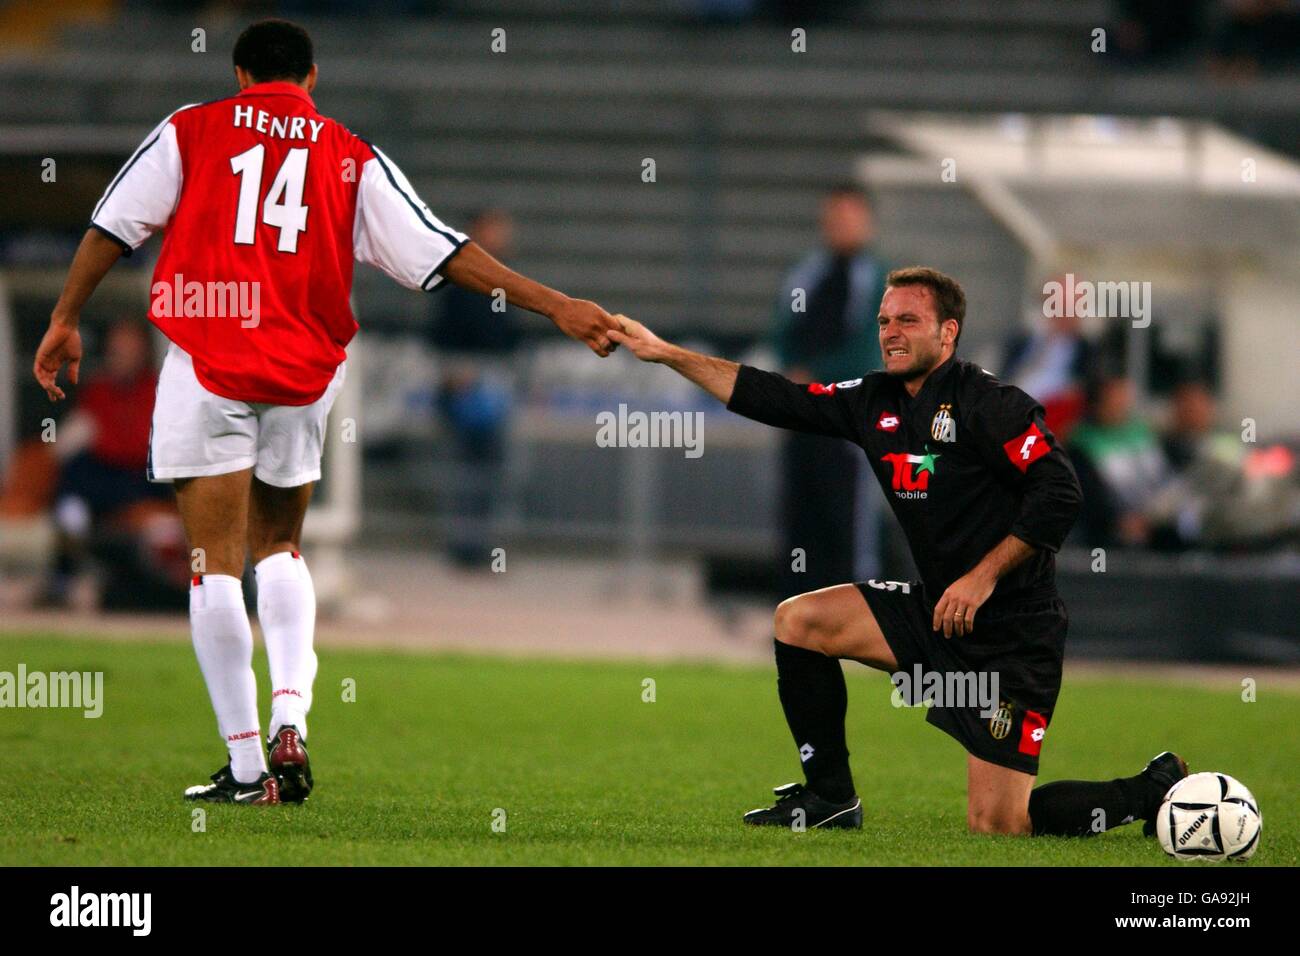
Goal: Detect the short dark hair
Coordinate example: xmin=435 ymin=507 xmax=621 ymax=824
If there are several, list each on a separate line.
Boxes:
xmin=886 ymin=266 xmax=967 ymax=346
xmin=233 ymin=19 xmax=314 ymax=83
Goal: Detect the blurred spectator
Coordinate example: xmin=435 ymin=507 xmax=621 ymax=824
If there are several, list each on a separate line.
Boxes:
xmin=46 ymin=318 xmax=182 ymax=605
xmin=1071 ymin=370 xmax=1299 ymax=553
xmin=1162 ymin=377 xmax=1220 ymax=471
xmin=1152 ymin=378 xmax=1300 ymax=550
xmin=1114 ymin=0 xmax=1300 ymax=75
xmin=771 ymin=184 xmax=886 ymax=596
xmin=1067 ymin=370 xmax=1178 ymax=549
xmin=1140 ymin=376 xmax=1232 ymax=549
xmin=1209 ymin=0 xmax=1300 ymax=76
xmin=1114 ymin=0 xmax=1208 ymax=62
xmin=1001 ymin=276 xmax=1094 ymax=441
xmin=427 ymin=209 xmax=521 ymax=568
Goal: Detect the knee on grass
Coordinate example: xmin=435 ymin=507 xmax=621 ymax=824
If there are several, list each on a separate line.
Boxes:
xmin=967 ymin=805 xmax=1032 ymax=836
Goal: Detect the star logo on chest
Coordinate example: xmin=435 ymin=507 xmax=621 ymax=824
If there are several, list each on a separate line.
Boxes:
xmin=914 ymin=450 xmax=940 ymax=475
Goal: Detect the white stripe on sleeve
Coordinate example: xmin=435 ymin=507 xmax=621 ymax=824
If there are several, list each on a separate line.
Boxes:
xmin=353 ymin=147 xmax=467 ymax=292
xmin=90 ymin=110 xmax=188 ymax=251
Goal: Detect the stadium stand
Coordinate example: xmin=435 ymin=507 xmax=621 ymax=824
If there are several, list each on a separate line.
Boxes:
xmin=3 ymin=1 xmax=1297 ymax=341
xmin=1 ymin=2 xmax=1296 ymax=658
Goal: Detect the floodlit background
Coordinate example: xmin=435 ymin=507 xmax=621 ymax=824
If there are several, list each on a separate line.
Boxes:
xmin=0 ymin=0 xmax=1298 ymax=667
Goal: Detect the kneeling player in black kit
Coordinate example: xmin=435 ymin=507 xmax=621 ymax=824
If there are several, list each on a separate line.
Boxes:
xmin=607 ymin=266 xmax=1187 ymax=837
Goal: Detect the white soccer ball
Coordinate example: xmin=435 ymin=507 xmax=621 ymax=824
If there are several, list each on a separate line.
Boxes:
xmin=1155 ymin=771 xmax=1261 ymax=861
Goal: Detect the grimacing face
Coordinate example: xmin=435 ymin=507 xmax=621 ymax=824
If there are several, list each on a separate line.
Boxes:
xmin=877 ymin=284 xmax=957 ymax=381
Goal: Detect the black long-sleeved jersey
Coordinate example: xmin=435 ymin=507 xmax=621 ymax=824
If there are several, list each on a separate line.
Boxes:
xmin=727 ymin=356 xmax=1083 ymax=605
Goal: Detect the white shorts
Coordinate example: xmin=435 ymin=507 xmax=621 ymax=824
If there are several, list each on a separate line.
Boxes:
xmin=148 ymin=344 xmax=346 ymax=488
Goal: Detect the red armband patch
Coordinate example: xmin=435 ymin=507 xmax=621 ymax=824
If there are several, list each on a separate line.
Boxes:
xmin=1003 ymin=423 xmax=1049 ymax=472
xmin=807 ymin=378 xmax=861 ymax=396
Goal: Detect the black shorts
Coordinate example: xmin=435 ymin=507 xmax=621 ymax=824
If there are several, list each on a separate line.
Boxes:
xmin=855 ymin=579 xmax=1067 ymax=775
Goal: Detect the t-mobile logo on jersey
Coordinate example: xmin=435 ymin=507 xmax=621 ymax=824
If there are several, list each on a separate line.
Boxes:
xmin=881 ymin=451 xmax=940 ymax=499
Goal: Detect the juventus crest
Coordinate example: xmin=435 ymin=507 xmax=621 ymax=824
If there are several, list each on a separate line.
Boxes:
xmin=930 ymin=404 xmax=956 ymax=443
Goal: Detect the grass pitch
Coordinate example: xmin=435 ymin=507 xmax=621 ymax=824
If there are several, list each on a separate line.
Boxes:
xmin=1 ymin=632 xmax=1295 ymax=866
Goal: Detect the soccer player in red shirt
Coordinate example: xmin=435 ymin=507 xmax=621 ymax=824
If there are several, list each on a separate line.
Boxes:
xmin=33 ymin=19 xmax=620 ymax=805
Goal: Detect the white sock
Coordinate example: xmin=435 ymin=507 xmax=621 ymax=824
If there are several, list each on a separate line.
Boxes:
xmin=190 ymin=574 xmax=265 ymax=783
xmin=255 ymin=551 xmax=318 ymax=741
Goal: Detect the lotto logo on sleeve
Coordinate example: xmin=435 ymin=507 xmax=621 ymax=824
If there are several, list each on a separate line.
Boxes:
xmin=1019 ymin=709 xmax=1047 ymax=756
xmin=1003 ymin=423 xmax=1049 ymax=472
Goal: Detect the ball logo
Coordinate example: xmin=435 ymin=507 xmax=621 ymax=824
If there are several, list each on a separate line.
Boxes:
xmin=1178 ymin=812 xmax=1210 ymax=847
xmin=988 ymin=701 xmax=1013 ymax=740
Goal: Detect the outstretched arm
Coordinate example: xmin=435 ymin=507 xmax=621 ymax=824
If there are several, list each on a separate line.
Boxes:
xmin=34 ymin=228 xmax=124 ymax=401
xmin=355 ymin=145 xmax=621 ymax=357
xmin=440 ymin=241 xmax=621 ymax=357
xmin=606 ymin=315 xmax=738 ymax=402
xmin=609 ymin=315 xmax=869 ymax=443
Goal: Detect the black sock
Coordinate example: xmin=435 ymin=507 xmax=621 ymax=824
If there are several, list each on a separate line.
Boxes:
xmin=1028 ymin=774 xmax=1158 ymax=837
xmin=773 ymin=639 xmax=855 ymax=803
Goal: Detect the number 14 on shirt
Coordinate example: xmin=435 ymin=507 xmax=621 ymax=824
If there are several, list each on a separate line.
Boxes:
xmin=230 ymin=144 xmax=309 ymax=253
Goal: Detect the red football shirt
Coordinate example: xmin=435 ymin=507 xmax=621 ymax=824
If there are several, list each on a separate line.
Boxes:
xmin=91 ymin=82 xmax=467 ymax=405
